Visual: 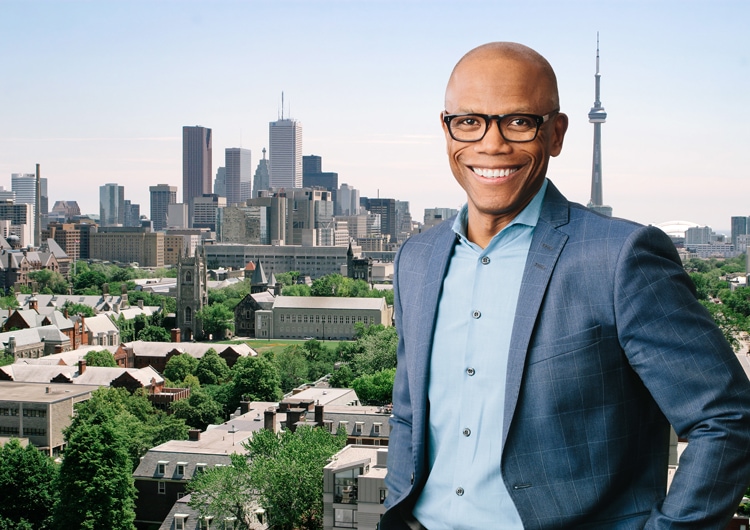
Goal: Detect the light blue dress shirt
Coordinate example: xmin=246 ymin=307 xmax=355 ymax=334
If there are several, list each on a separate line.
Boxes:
xmin=413 ymin=180 xmax=548 ymax=530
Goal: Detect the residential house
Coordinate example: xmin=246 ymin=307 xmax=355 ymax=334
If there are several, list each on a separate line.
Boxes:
xmin=113 ymin=340 xmax=256 ymax=372
xmin=323 ymin=446 xmax=388 ymax=530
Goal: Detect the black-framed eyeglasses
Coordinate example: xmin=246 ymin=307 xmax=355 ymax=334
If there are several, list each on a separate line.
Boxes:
xmin=443 ymin=110 xmax=558 ymax=143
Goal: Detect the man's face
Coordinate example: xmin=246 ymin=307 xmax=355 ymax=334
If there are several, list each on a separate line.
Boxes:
xmin=443 ymin=53 xmax=568 ymax=234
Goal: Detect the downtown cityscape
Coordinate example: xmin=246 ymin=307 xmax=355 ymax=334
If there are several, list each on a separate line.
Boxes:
xmin=1 ymin=1 xmax=750 ymax=529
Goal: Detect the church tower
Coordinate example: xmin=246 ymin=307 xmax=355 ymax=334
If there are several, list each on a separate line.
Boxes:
xmin=587 ymin=34 xmax=612 ymax=217
xmin=176 ymin=246 xmax=208 ymax=341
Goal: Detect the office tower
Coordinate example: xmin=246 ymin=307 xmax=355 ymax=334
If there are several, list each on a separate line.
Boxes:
xmin=191 ymin=194 xmax=226 ymax=231
xmin=303 ymin=154 xmax=338 ymax=193
xmin=269 ymin=117 xmax=302 ymax=189
xmin=303 ymin=155 xmax=322 ymax=175
xmin=99 ymin=183 xmax=125 ymax=227
xmin=167 ymin=203 xmax=189 ymax=229
xmin=424 ymin=207 xmax=459 ymax=229
xmin=182 ymin=126 xmax=213 ymax=205
xmin=337 ymin=183 xmax=360 ymax=216
xmin=225 ymin=148 xmax=252 ymax=207
xmin=123 ymin=200 xmax=141 ymax=228
xmin=214 ymin=167 xmax=226 ymax=198
xmin=730 ymin=216 xmax=750 ymax=248
xmin=0 ymin=187 xmax=14 ymax=202
xmin=362 ymin=197 xmax=397 ymax=243
xmin=253 ymin=148 xmax=270 ymax=197
xmin=149 ymin=184 xmax=177 ymax=232
xmin=586 ymin=36 xmax=612 ymax=217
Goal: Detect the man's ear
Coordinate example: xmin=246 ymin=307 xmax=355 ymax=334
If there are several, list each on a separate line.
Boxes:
xmin=550 ymin=113 xmax=569 ymax=157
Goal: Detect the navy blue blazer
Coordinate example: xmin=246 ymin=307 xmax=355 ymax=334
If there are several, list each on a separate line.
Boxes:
xmin=384 ymin=181 xmax=750 ymax=529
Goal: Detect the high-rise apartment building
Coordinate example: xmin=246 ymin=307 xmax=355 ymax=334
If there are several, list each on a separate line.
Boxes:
xmin=269 ymin=118 xmax=302 ymax=189
xmin=225 ymin=148 xmax=252 ymax=207
xmin=182 ymin=126 xmax=212 ymax=205
xmin=99 ymin=183 xmax=125 ymax=227
xmin=149 ymin=184 xmax=177 ymax=232
xmin=123 ymin=200 xmax=141 ymax=228
xmin=253 ymin=148 xmax=270 ymax=197
xmin=11 ymin=173 xmax=46 ymax=240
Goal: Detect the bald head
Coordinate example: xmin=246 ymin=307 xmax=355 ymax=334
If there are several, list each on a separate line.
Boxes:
xmin=445 ymin=42 xmax=560 ymax=113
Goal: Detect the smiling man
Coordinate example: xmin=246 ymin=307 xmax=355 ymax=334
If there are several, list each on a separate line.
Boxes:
xmin=381 ymin=42 xmax=750 ymax=529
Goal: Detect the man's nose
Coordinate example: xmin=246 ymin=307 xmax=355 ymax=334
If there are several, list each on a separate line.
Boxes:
xmin=477 ymin=119 xmax=511 ymax=153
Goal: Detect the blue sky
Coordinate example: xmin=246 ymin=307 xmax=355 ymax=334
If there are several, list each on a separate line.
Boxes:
xmin=1 ymin=0 xmax=748 ymax=232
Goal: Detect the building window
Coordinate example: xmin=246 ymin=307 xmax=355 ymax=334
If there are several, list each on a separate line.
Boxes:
xmin=157 ymin=461 xmax=168 ymax=475
xmin=373 ymin=423 xmax=382 ymax=435
xmin=185 ymin=306 xmax=192 ymax=323
xmin=380 ymin=488 xmax=387 ymax=504
xmin=196 ymin=463 xmax=207 ymax=474
xmin=334 ymin=508 xmax=357 ymax=527
xmin=177 ymin=462 xmax=187 ymax=476
xmin=354 ymin=422 xmax=364 ymax=435
xmin=158 ymin=481 xmax=166 ymax=494
xmin=185 ymin=271 xmax=192 ymax=283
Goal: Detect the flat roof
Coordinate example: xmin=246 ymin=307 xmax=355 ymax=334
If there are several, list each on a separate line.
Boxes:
xmin=0 ymin=381 xmax=99 ymax=402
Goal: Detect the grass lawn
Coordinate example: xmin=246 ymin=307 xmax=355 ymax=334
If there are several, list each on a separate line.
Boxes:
xmin=220 ymin=338 xmax=343 ymax=356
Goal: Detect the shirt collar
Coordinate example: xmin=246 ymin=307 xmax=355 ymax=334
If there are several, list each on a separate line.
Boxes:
xmin=452 ymin=178 xmax=549 ymax=240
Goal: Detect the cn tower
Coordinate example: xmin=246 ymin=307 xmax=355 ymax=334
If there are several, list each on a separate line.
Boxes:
xmin=587 ymin=34 xmax=612 ymax=217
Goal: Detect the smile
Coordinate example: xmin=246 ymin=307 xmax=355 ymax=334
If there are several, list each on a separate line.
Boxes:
xmin=471 ymin=167 xmax=518 ymax=178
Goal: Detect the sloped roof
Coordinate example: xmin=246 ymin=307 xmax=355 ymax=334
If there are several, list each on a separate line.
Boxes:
xmin=0 ymin=326 xmax=70 ymax=348
xmin=83 ymin=314 xmax=119 ymax=334
xmin=1 ymin=363 xmax=163 ymax=387
xmin=122 ymin=340 xmax=256 ymax=360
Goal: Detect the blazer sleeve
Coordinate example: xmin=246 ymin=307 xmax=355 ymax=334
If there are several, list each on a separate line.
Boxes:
xmin=614 ymin=226 xmax=750 ymax=529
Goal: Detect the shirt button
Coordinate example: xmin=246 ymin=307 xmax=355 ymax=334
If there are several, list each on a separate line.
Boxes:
xmin=462 ymin=428 xmax=471 ymax=437
xmin=466 ymin=367 xmax=475 ymax=376
xmin=471 ymin=310 xmax=481 ymax=319
xmin=456 ymin=487 xmax=464 ymax=496
xmin=481 ymin=256 xmax=490 ymax=265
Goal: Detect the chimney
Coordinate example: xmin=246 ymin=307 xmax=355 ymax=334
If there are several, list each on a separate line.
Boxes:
xmin=286 ymin=408 xmax=304 ymax=432
xmin=138 ymin=299 xmax=144 ymax=309
xmin=63 ymin=307 xmax=69 ymax=319
xmin=188 ymin=429 xmax=201 ymax=441
xmin=264 ymin=409 xmax=276 ymax=433
xmin=376 ymin=448 xmax=388 ymax=467
xmin=54 ymin=345 xmax=63 ymax=353
xmin=171 ymin=328 xmax=181 ymax=343
xmin=240 ymin=400 xmax=250 ymax=415
xmin=78 ymin=359 xmax=86 ymax=374
xmin=29 ymin=296 xmax=38 ymax=312
xmin=315 ymin=404 xmax=324 ymax=426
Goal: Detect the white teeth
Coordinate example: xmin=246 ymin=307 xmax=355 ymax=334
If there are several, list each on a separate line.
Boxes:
xmin=473 ymin=167 xmax=517 ymax=178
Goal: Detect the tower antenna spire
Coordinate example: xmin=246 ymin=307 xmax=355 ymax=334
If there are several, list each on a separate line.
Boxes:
xmin=587 ymin=32 xmax=612 ymax=217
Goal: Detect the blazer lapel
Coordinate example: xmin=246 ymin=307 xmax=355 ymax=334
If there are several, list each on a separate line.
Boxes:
xmin=408 ymin=224 xmax=457 ymax=430
xmin=502 ymin=182 xmax=570 ymax=445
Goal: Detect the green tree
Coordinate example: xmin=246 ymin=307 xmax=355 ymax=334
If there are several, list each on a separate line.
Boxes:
xmin=0 ymin=439 xmax=58 ymax=529
xmin=73 ymin=269 xmax=107 ymax=294
xmin=328 ymin=364 xmax=355 ymax=388
xmin=0 ymin=294 xmax=18 ymax=310
xmin=700 ymin=300 xmax=743 ymax=352
xmin=352 ymin=368 xmax=396 ymax=405
xmin=53 ymin=407 xmax=137 ymax=530
xmin=274 ymin=345 xmax=309 ymax=392
xmin=171 ymin=388 xmax=225 ymax=430
xmin=281 ymin=283 xmax=311 ymax=296
xmin=230 ymin=355 xmax=282 ymax=406
xmin=246 ymin=425 xmax=347 ymax=530
xmin=187 ymin=453 xmax=259 ymax=529
xmin=274 ymin=271 xmax=300 ymax=287
xmin=351 ymin=325 xmax=398 ymax=376
xmin=84 ymin=349 xmax=117 ymax=367
xmin=62 ymin=301 xmax=95 ymax=317
xmin=28 ymin=269 xmax=69 ymax=294
xmin=196 ymin=303 xmax=235 ymax=340
xmin=164 ymin=353 xmax=199 ymax=384
xmin=195 ymin=349 xmax=230 ymax=386
xmin=137 ymin=324 xmax=171 ymax=342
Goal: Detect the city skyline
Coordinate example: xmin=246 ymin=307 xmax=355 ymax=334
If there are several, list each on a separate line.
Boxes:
xmin=1 ymin=1 xmax=748 ymax=233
